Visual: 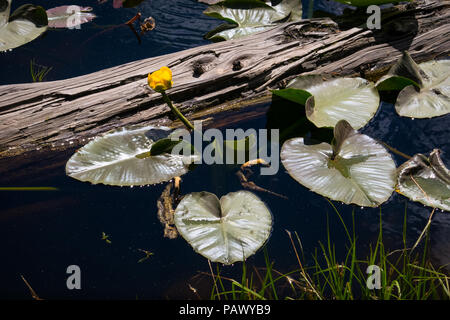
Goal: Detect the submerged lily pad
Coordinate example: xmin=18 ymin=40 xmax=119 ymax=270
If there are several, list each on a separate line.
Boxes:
xmin=174 ymin=190 xmax=272 ymax=264
xmin=280 ymin=120 xmax=396 ymax=207
xmin=209 ymin=132 xmax=258 ymax=164
xmin=204 ymin=0 xmax=302 ymax=41
xmin=376 ymin=52 xmax=450 ymax=118
xmin=397 ymin=149 xmax=450 ymax=212
xmin=66 ymin=126 xmax=198 ymax=186
xmin=46 ymin=5 xmax=96 ymax=29
xmin=0 ymin=2 xmax=48 ymax=52
xmin=273 ymin=76 xmax=380 ymax=129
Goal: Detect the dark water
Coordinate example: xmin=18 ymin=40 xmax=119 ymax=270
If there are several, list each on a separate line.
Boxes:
xmin=0 ymin=0 xmax=449 ymax=300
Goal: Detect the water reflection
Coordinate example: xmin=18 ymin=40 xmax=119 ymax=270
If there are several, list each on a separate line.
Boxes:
xmin=0 ymin=0 xmax=219 ymax=84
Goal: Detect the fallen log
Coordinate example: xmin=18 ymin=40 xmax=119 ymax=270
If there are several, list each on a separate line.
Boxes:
xmin=0 ymin=0 xmax=449 ymax=159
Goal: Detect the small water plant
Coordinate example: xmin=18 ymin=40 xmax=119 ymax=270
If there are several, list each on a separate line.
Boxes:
xmin=30 ymin=59 xmax=52 ymax=82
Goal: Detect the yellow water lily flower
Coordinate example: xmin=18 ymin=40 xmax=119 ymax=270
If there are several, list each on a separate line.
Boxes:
xmin=148 ymin=66 xmax=173 ymax=92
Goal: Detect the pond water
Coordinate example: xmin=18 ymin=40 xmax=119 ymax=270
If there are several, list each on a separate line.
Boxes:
xmin=0 ymin=0 xmax=449 ymax=300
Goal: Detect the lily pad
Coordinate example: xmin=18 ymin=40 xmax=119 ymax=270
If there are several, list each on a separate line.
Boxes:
xmin=204 ymin=0 xmax=302 ymax=41
xmin=376 ymin=52 xmax=450 ymax=118
xmin=174 ymin=190 xmax=273 ymax=264
xmin=198 ymin=0 xmax=222 ymax=4
xmin=46 ymin=5 xmax=96 ymax=29
xmin=274 ymin=76 xmax=380 ymax=129
xmin=397 ymin=149 xmax=450 ymax=212
xmin=280 ymin=120 xmax=396 ymax=207
xmin=0 ymin=2 xmax=48 ymax=52
xmin=66 ymin=126 xmax=198 ymax=186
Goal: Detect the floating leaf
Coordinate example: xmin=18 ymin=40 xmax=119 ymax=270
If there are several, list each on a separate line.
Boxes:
xmin=376 ymin=52 xmax=422 ymax=91
xmin=0 ymin=3 xmax=47 ymax=52
xmin=376 ymin=52 xmax=450 ymax=118
xmin=224 ymin=134 xmax=256 ymax=152
xmin=46 ymin=5 xmax=96 ymax=29
xmin=275 ymin=76 xmax=380 ymax=129
xmin=174 ymin=190 xmax=273 ymax=264
xmin=204 ymin=0 xmax=302 ymax=41
xmin=66 ymin=126 xmax=198 ymax=186
xmin=280 ymin=120 xmax=396 ymax=207
xmin=397 ymin=149 xmax=450 ymax=212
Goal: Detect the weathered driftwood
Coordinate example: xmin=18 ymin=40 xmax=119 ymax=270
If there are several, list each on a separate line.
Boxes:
xmin=0 ymin=0 xmax=449 ymax=159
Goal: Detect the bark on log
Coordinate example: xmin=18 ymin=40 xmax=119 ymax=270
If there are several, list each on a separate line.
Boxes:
xmin=0 ymin=0 xmax=449 ymax=158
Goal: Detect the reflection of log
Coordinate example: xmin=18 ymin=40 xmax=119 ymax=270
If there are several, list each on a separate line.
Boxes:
xmin=0 ymin=0 xmax=449 ymax=158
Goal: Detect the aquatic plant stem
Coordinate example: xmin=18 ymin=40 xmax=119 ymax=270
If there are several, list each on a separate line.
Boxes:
xmin=161 ymin=91 xmax=195 ymax=131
